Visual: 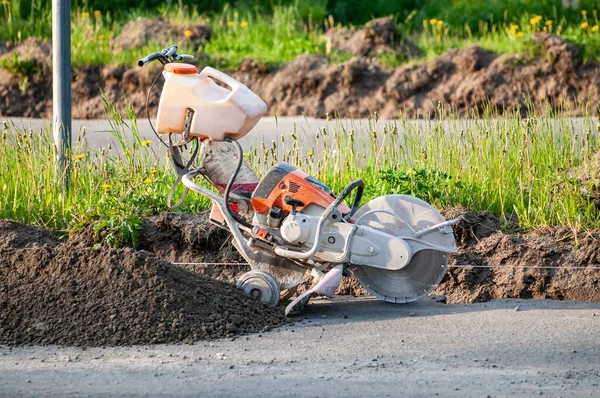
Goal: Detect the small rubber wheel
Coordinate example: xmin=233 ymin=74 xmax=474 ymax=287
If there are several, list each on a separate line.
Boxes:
xmin=236 ymin=271 xmax=280 ymax=306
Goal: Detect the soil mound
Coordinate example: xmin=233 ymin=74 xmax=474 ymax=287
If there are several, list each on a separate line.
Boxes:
xmin=432 ymin=210 xmax=600 ymax=303
xmin=0 ymin=220 xmax=59 ymax=250
xmin=1 ymin=30 xmax=599 ymax=119
xmin=236 ymin=33 xmax=600 ymax=118
xmin=442 ymin=207 xmax=503 ymax=245
xmin=0 ymin=38 xmax=52 ymax=117
xmin=0 ymin=221 xmax=286 ymax=346
xmin=120 ymin=209 xmax=600 ymax=306
xmin=113 ymin=17 xmax=211 ymax=50
xmin=324 ymin=17 xmax=421 ymax=58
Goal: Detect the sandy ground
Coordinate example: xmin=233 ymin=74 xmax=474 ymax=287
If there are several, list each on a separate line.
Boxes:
xmin=1 ymin=297 xmax=599 ymax=398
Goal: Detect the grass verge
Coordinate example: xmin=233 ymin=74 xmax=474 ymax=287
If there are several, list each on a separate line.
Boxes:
xmin=2 ymin=100 xmax=599 ymax=245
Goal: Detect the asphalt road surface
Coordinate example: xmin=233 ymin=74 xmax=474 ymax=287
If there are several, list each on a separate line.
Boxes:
xmin=1 ymin=297 xmax=599 ymax=398
xmin=4 ymin=117 xmax=597 ymax=157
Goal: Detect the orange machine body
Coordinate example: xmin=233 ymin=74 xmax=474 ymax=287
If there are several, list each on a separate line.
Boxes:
xmin=251 ymin=163 xmax=350 ymax=217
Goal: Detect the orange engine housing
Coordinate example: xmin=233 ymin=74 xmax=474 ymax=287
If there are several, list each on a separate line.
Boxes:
xmin=251 ymin=163 xmax=350 ymax=217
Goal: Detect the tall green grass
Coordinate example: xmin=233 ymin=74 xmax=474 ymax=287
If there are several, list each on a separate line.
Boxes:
xmin=0 ymin=99 xmax=209 ymax=245
xmin=2 ymin=101 xmax=600 ymax=244
xmin=246 ymin=103 xmax=600 ymax=231
xmin=3 ymin=3 xmax=600 ymax=71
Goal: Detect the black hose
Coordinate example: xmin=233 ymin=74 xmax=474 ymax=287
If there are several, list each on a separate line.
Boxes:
xmin=146 ymin=69 xmax=168 ymax=149
xmin=223 ymin=137 xmax=253 ymax=229
xmin=338 ymin=179 xmax=364 ymax=220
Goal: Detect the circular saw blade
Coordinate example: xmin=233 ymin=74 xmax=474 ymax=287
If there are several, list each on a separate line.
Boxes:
xmin=351 ymin=194 xmax=452 ymax=303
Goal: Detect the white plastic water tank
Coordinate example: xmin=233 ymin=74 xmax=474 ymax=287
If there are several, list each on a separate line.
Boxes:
xmin=156 ymin=63 xmax=267 ymax=141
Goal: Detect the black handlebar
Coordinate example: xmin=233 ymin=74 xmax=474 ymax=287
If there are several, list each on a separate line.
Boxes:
xmin=137 ymin=52 xmax=162 ymax=67
xmin=137 ymin=45 xmax=194 ymax=67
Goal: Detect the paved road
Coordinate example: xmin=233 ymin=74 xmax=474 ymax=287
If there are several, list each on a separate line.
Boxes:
xmin=1 ymin=297 xmax=599 ymax=397
xmin=3 ymin=116 xmax=365 ymax=152
xmin=4 ymin=116 xmax=597 ymax=156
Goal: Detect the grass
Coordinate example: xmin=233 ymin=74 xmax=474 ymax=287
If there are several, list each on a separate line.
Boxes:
xmin=0 ymin=98 xmax=210 ymax=245
xmin=246 ymin=102 xmax=600 ymax=231
xmin=3 ymin=3 xmax=600 ymax=72
xmin=2 ymin=99 xmax=599 ymax=245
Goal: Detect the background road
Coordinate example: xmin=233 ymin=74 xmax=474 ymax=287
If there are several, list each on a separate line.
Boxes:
xmin=4 ymin=117 xmax=597 ymax=157
xmin=1 ymin=297 xmax=599 ymax=397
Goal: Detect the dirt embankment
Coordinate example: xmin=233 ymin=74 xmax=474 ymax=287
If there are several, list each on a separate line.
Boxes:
xmin=72 ymin=207 xmax=600 ymax=305
xmin=1 ymin=20 xmax=598 ymax=119
xmin=0 ymin=219 xmax=286 ymax=346
xmin=2 ymin=204 xmax=600 ymax=345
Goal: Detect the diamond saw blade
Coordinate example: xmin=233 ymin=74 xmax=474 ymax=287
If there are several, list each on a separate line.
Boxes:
xmin=350 ymin=194 xmax=453 ymax=303
xmin=352 ymin=250 xmax=448 ymax=303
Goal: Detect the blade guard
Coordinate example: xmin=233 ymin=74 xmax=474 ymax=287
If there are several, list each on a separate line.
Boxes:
xmin=285 ymin=264 xmax=343 ymax=316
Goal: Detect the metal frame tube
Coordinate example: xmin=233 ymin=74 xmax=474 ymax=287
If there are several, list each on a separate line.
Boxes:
xmin=52 ymin=0 xmax=72 ymax=183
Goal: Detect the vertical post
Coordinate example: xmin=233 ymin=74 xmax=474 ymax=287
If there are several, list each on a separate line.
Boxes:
xmin=52 ymin=0 xmax=72 ymax=183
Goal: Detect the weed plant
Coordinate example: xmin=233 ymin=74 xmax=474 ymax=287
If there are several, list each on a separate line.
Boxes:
xmin=2 ymin=100 xmax=599 ymax=244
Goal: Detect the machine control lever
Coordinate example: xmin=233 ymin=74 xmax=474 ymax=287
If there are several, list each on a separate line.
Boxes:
xmin=284 ymin=195 xmax=305 ymax=215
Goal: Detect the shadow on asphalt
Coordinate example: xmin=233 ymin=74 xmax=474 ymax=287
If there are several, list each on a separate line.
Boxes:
xmin=291 ymin=295 xmax=598 ymax=326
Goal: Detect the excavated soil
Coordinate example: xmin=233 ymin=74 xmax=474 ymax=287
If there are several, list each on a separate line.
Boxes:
xmin=2 ymin=203 xmax=600 ymax=346
xmin=1 ymin=31 xmax=599 ymax=118
xmin=323 ymin=17 xmax=422 ymax=59
xmin=75 ymin=209 xmax=600 ymax=304
xmin=0 ymin=219 xmax=287 ymax=346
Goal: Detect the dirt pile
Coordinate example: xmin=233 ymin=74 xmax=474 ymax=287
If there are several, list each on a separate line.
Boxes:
xmin=324 ymin=17 xmax=422 ymax=58
xmin=0 ymin=38 xmax=52 ymax=117
xmin=238 ymin=33 xmax=600 ymax=118
xmin=113 ymin=17 xmax=211 ymax=51
xmin=434 ymin=210 xmax=600 ymax=303
xmin=1 ymin=32 xmax=599 ymax=118
xmin=111 ymin=210 xmax=600 ymax=305
xmin=0 ymin=220 xmax=286 ymax=346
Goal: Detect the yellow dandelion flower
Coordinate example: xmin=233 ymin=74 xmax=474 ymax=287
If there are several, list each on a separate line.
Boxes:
xmin=407 ymin=169 xmax=417 ymax=176
xmin=98 ymin=34 xmax=105 ymax=40
xmin=81 ymin=12 xmax=89 ymax=18
xmin=545 ymin=20 xmax=552 ymax=26
xmin=144 ymin=178 xmax=152 ymax=184
xmin=516 ymin=31 xmax=525 ymax=38
xmin=530 ymin=16 xmax=542 ymax=25
xmin=102 ymin=183 xmax=112 ymax=189
xmin=228 ymin=21 xmax=234 ymax=27
xmin=308 ymin=151 xmax=314 ymax=157
xmin=141 ymin=139 xmax=152 ymax=146
xmin=592 ymin=25 xmax=599 ymax=32
xmin=510 ymin=24 xmax=519 ymax=31
xmin=582 ymin=10 xmax=587 ymax=16
xmin=150 ymin=169 xmax=158 ymax=174
xmin=429 ymin=19 xmax=437 ymax=25
xmin=74 ymin=154 xmax=85 ymax=160
xmin=184 ymin=29 xmax=192 ymax=37
xmin=581 ymin=21 xmax=589 ymax=29
xmin=240 ymin=21 xmax=248 ymax=28
xmin=436 ymin=20 xmax=444 ymax=26
xmin=94 ymin=10 xmax=101 ymax=16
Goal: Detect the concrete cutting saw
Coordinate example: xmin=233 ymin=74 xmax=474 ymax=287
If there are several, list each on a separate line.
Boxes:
xmin=138 ymin=45 xmax=459 ymax=316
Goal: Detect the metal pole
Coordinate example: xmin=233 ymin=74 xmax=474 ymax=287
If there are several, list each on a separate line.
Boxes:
xmin=52 ymin=0 xmax=72 ymax=184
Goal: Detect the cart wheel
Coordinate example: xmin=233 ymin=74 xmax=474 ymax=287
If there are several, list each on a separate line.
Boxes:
xmin=236 ymin=271 xmax=280 ymax=306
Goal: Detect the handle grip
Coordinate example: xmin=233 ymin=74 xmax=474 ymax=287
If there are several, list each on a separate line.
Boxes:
xmin=199 ymin=67 xmax=241 ymax=92
xmin=137 ymin=52 xmax=161 ymax=67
